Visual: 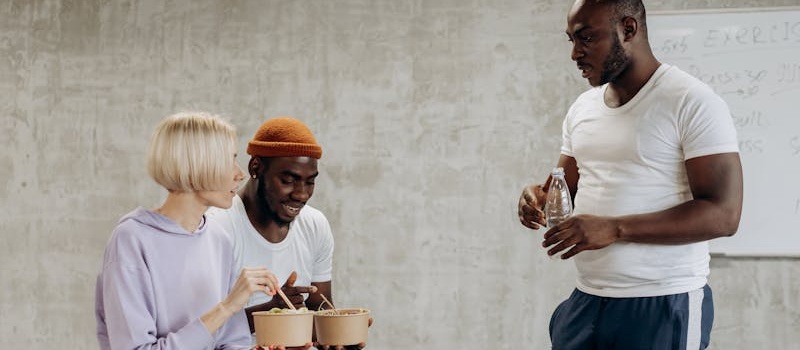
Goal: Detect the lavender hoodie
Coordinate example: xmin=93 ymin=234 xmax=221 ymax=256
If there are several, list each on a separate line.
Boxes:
xmin=95 ymin=207 xmax=251 ymax=350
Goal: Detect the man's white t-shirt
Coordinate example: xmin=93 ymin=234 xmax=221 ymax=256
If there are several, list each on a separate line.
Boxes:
xmin=207 ymin=195 xmax=334 ymax=307
xmin=561 ymin=64 xmax=739 ymax=298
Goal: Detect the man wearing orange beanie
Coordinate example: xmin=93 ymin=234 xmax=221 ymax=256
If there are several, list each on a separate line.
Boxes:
xmin=208 ymin=117 xmax=368 ymax=350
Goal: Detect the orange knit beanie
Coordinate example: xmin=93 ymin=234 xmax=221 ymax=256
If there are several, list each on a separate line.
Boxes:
xmin=246 ymin=117 xmax=322 ymax=159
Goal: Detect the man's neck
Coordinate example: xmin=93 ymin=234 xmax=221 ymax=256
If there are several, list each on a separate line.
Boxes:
xmin=605 ymin=56 xmax=661 ymax=108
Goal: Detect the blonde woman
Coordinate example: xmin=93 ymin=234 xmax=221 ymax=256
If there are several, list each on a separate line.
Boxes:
xmin=96 ymin=112 xmax=280 ymax=349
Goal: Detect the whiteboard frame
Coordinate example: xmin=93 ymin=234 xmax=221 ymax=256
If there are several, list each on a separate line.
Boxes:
xmin=650 ymin=6 xmax=800 ymax=16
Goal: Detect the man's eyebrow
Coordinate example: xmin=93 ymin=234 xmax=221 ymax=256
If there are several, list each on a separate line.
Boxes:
xmin=566 ymin=24 xmax=590 ymax=36
xmin=280 ymin=170 xmax=319 ymax=178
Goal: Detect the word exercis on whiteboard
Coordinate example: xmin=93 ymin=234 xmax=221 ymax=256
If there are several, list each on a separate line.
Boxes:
xmin=652 ymin=20 xmax=800 ymax=56
xmin=702 ymin=21 xmax=800 ymax=48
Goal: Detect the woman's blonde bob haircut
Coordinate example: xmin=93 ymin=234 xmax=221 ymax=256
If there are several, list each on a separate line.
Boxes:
xmin=146 ymin=112 xmax=237 ymax=192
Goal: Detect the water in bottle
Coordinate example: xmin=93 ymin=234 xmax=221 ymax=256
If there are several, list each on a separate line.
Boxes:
xmin=544 ymin=167 xmax=573 ymax=260
xmin=545 ymin=167 xmax=573 ymax=228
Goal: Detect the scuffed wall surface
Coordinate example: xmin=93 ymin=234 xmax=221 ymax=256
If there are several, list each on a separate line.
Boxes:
xmin=1 ymin=0 xmax=798 ymax=348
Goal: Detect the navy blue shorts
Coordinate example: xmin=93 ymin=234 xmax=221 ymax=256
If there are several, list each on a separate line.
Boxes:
xmin=549 ymin=285 xmax=714 ymax=350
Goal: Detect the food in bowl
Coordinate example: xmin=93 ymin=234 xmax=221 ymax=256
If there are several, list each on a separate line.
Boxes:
xmin=266 ymin=307 xmax=311 ymax=314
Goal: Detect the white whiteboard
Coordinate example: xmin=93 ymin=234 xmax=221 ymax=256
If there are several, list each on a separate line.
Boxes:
xmin=648 ymin=8 xmax=800 ymax=256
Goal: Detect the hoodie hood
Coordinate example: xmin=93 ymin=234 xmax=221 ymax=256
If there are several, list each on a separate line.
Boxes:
xmin=119 ymin=207 xmax=208 ymax=236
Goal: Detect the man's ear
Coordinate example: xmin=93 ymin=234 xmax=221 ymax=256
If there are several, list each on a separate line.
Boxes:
xmin=248 ymin=157 xmax=260 ymax=178
xmin=621 ymin=16 xmax=638 ymax=41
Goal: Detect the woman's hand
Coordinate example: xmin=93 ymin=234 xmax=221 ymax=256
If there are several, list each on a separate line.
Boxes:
xmin=222 ymin=267 xmax=279 ymax=313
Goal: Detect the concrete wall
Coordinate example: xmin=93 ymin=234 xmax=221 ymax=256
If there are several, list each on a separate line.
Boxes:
xmin=1 ymin=0 xmax=798 ymax=348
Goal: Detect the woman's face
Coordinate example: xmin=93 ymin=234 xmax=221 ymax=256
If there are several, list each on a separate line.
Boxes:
xmin=197 ymin=151 xmax=246 ymax=209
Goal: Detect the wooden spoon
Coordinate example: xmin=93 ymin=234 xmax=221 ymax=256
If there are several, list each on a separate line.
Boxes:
xmin=276 ymin=288 xmax=296 ymax=310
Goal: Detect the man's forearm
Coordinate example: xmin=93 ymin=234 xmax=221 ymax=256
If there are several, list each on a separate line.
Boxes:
xmin=615 ymin=198 xmax=741 ymax=245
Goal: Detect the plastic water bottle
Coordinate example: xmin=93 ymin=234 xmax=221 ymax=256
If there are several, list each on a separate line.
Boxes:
xmin=544 ymin=167 xmax=573 ymax=260
xmin=545 ymin=167 xmax=573 ymax=228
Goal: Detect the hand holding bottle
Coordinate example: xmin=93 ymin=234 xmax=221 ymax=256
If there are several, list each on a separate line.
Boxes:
xmin=518 ymin=184 xmax=549 ymax=229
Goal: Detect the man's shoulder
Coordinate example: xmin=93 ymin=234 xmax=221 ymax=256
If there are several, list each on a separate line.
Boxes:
xmin=206 ymin=196 xmax=246 ymax=222
xmin=574 ymin=85 xmax=604 ymax=102
xmin=290 ymin=204 xmax=334 ymax=243
xmin=656 ymin=64 xmax=714 ymax=95
xmin=292 ymin=205 xmax=334 ymax=253
xmin=204 ymin=197 xmax=249 ymax=241
xmin=565 ymin=86 xmax=604 ymax=121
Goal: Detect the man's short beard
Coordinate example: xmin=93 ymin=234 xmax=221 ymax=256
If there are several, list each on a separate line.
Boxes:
xmin=257 ymin=183 xmax=293 ymax=225
xmin=599 ymin=33 xmax=630 ymax=85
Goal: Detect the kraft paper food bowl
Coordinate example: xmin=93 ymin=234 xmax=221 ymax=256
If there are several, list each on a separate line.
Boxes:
xmin=253 ymin=309 xmax=314 ymax=347
xmin=313 ymin=308 xmax=370 ymax=346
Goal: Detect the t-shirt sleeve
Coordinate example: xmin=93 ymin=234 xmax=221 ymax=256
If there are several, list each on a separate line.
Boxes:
xmin=560 ymin=100 xmax=579 ymax=157
xmin=680 ymin=83 xmax=740 ymax=160
xmin=312 ymin=213 xmax=334 ymax=283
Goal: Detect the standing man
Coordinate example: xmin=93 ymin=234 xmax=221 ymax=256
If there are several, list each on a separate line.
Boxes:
xmin=517 ymin=1 xmax=743 ymax=349
xmin=208 ymin=117 xmax=367 ymax=350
